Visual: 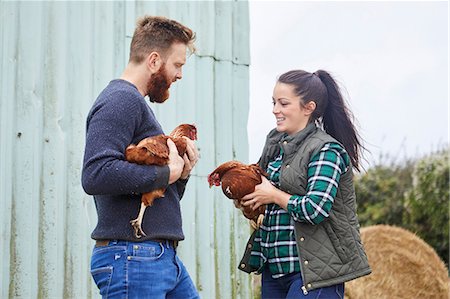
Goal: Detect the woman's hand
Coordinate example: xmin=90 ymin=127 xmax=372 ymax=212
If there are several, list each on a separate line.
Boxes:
xmin=242 ymin=176 xmax=291 ymax=210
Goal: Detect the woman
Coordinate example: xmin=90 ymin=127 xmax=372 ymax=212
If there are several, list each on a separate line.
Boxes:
xmin=240 ymin=70 xmax=371 ymax=298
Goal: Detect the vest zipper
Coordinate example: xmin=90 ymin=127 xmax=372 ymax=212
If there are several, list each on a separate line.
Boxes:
xmin=301 ymin=285 xmax=308 ymax=295
xmin=294 ymin=227 xmax=309 ymax=296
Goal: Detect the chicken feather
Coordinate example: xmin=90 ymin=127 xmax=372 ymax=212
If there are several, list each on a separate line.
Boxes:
xmin=208 ymin=161 xmax=267 ymax=229
xmin=125 ymin=123 xmax=197 ymax=238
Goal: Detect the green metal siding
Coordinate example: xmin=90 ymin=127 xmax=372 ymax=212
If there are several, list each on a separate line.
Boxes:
xmin=0 ymin=1 xmax=252 ymax=298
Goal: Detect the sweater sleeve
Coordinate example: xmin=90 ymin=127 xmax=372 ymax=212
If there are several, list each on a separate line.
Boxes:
xmin=81 ymin=89 xmax=169 ymax=195
xmin=175 ymin=176 xmax=189 ymax=199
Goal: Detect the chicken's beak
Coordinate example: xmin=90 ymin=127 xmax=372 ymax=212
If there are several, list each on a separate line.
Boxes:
xmin=207 ymin=173 xmax=220 ymax=188
xmin=207 ymin=175 xmax=213 ymax=188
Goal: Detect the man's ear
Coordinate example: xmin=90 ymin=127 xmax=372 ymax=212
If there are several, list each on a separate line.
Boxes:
xmin=304 ymin=101 xmax=316 ymax=116
xmin=147 ymin=52 xmax=162 ymax=73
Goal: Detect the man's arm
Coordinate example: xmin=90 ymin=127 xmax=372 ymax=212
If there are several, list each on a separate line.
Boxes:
xmin=81 ymin=92 xmax=169 ymax=195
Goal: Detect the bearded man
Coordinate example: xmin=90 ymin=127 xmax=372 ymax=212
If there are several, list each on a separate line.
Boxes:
xmin=81 ymin=16 xmax=200 ymax=299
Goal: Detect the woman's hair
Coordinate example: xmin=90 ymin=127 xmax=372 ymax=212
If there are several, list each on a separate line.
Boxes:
xmin=129 ymin=15 xmax=196 ymax=64
xmin=278 ymin=70 xmax=364 ymax=171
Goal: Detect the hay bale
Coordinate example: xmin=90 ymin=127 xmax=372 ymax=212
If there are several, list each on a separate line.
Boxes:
xmin=345 ymin=225 xmax=449 ymax=299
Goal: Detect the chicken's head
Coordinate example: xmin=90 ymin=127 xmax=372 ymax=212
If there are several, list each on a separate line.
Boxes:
xmin=170 ymin=123 xmax=198 ymax=141
xmin=207 ymin=173 xmax=221 ymax=187
xmin=186 ymin=124 xmax=198 ymax=141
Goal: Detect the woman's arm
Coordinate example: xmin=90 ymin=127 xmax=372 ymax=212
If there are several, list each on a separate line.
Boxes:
xmin=242 ymin=143 xmax=349 ymax=225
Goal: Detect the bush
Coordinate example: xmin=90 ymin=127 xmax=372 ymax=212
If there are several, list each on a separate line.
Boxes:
xmin=404 ymin=150 xmax=449 ymax=266
xmin=354 ymin=149 xmax=449 ymax=267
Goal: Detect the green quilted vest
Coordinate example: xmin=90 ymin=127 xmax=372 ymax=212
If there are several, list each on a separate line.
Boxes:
xmin=239 ymin=123 xmax=371 ymax=293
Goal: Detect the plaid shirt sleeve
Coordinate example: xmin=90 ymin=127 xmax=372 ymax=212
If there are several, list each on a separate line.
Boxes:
xmin=287 ymin=142 xmax=350 ymax=225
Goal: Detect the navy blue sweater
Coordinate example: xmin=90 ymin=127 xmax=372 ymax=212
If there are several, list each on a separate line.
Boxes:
xmin=82 ymin=79 xmax=187 ymax=241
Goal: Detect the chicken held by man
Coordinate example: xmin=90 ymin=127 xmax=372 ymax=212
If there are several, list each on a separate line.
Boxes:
xmin=125 ymin=123 xmax=197 ymax=238
xmin=208 ymin=161 xmax=267 ymax=229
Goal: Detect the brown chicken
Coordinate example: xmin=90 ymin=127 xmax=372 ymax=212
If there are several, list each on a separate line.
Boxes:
xmin=208 ymin=161 xmax=267 ymax=229
xmin=125 ymin=123 xmax=197 ymax=238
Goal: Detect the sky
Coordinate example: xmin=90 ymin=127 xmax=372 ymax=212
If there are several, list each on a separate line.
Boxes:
xmin=248 ymin=1 xmax=448 ymax=169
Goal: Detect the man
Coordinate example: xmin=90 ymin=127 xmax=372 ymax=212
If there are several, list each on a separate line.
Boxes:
xmin=82 ymin=16 xmax=199 ymax=298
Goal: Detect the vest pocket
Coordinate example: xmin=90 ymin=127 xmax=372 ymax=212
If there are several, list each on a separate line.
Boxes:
xmin=324 ymin=223 xmax=350 ymax=264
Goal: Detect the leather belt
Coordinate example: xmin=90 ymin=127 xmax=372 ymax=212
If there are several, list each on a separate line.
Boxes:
xmin=95 ymin=240 xmax=110 ymax=247
xmin=95 ymin=239 xmax=178 ymax=249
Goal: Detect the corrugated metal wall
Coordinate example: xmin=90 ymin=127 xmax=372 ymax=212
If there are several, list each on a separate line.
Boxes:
xmin=0 ymin=1 xmax=253 ymax=298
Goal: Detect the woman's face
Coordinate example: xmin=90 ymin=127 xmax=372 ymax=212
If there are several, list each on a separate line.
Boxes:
xmin=272 ymin=82 xmax=310 ymax=136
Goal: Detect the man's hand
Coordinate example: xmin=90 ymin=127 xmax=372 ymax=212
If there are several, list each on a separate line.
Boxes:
xmin=167 ymin=138 xmax=185 ymax=184
xmin=180 ymin=137 xmax=199 ymax=179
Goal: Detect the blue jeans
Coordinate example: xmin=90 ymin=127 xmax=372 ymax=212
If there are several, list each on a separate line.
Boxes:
xmin=261 ymin=267 xmax=344 ymax=299
xmin=90 ymin=240 xmax=199 ymax=299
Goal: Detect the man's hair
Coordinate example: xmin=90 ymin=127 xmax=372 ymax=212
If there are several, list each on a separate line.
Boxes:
xmin=129 ymin=15 xmax=196 ymax=64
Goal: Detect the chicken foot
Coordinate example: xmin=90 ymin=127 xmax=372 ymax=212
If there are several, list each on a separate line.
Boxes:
xmin=130 ymin=202 xmax=148 ymax=238
xmin=130 ymin=189 xmax=165 ymax=238
xmin=250 ymin=214 xmax=265 ymax=230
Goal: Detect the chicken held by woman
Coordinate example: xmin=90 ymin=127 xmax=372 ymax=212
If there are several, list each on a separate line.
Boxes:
xmin=208 ymin=161 xmax=267 ymax=229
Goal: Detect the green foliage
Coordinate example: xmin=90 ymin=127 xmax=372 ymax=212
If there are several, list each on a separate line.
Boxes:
xmin=404 ymin=150 xmax=449 ymax=266
xmin=355 ymin=149 xmax=449 ymax=267
xmin=355 ymin=161 xmax=414 ymax=226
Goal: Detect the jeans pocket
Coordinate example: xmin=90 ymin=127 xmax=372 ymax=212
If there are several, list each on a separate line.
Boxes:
xmin=91 ymin=266 xmax=113 ymax=297
xmin=131 ymin=242 xmax=165 ymax=261
xmin=174 ymin=255 xmax=183 ymax=280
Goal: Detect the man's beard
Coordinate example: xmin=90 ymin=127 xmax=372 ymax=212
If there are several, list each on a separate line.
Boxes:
xmin=147 ymin=64 xmax=172 ymax=103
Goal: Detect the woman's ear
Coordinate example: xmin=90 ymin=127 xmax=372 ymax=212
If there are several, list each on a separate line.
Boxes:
xmin=304 ymin=101 xmax=316 ymax=116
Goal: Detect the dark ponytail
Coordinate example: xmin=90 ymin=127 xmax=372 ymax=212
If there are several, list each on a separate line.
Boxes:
xmin=278 ymin=69 xmax=364 ymax=171
xmin=314 ymin=70 xmax=363 ymax=171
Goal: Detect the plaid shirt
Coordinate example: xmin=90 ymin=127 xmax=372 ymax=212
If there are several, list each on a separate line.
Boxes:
xmin=249 ymin=142 xmax=350 ymax=278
